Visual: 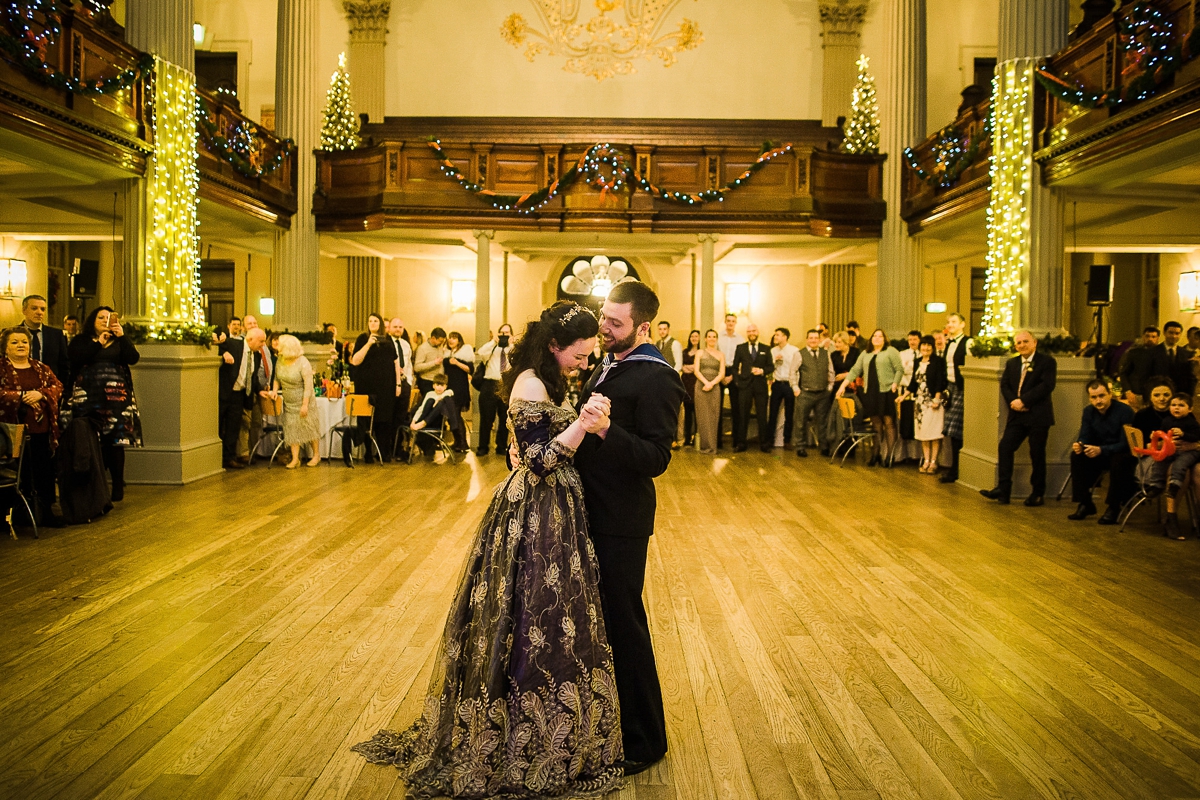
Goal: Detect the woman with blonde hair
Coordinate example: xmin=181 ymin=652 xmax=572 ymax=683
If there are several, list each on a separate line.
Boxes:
xmin=271 ymin=334 xmax=321 ymax=468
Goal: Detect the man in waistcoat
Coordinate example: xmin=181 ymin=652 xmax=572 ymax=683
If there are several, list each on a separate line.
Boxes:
xmin=795 ymin=328 xmax=836 ymax=457
xmin=655 ymin=321 xmax=684 ymax=447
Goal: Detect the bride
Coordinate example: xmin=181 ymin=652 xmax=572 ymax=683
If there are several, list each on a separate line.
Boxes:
xmin=353 ymin=301 xmax=625 ymax=799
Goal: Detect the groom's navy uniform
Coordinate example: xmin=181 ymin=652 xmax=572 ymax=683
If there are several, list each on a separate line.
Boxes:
xmin=576 ymin=342 xmax=685 ymax=765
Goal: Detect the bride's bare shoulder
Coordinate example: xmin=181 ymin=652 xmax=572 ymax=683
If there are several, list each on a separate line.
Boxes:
xmin=509 ymin=369 xmax=551 ymax=404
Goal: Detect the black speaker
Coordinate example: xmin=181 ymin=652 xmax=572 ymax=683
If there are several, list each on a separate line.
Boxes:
xmin=72 ymin=258 xmax=99 ymax=297
xmin=1086 ymin=263 xmax=1113 ymax=306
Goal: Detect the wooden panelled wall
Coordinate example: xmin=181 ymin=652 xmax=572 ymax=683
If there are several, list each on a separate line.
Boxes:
xmin=314 ymin=117 xmax=886 ymax=236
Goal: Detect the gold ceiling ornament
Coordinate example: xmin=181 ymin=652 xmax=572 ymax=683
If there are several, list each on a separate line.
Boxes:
xmin=501 ymin=0 xmax=704 ymax=81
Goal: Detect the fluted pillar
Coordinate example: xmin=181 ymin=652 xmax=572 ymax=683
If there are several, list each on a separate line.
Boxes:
xmin=1000 ymin=0 xmax=1069 ymax=334
xmin=877 ymin=0 xmax=925 ymax=333
xmin=126 ymin=0 xmax=193 ymax=67
xmin=273 ymin=0 xmax=321 ymax=330
xmin=474 ymin=231 xmax=493 ymax=348
xmin=699 ymin=234 xmax=717 ymax=331
xmin=343 ymin=1 xmax=390 ymax=123
xmin=819 ymin=0 xmax=869 ymax=127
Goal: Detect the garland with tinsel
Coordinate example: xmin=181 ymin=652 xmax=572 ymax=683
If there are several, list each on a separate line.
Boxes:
xmin=903 ymin=111 xmax=992 ymax=190
xmin=427 ymin=138 xmax=795 ymax=214
xmin=1036 ymin=3 xmax=1200 ymax=109
xmin=196 ymin=94 xmax=295 ymax=180
xmin=0 ymin=1 xmax=153 ymax=96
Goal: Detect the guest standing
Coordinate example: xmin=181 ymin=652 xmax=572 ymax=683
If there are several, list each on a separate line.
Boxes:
xmin=731 ymin=323 xmax=774 ymax=452
xmin=767 ymin=327 xmax=800 ymax=448
xmin=941 ymin=313 xmax=970 ymax=483
xmin=413 ymin=327 xmax=447 ymax=397
xmin=218 ymin=328 xmax=268 ymax=469
xmin=981 ymin=331 xmax=1057 ymax=505
xmin=474 ymin=323 xmax=513 ymax=456
xmin=837 ymin=329 xmax=903 ymax=466
xmin=1067 ymin=379 xmax=1136 ymax=524
xmin=347 ymin=313 xmax=397 ymax=465
xmin=442 ymin=331 xmax=475 ymax=413
xmin=907 ymin=336 xmax=947 ymax=474
xmin=795 ymin=329 xmax=835 ymax=457
xmin=693 ymin=330 xmax=725 ymax=454
xmin=0 ymin=328 xmax=63 ymax=526
xmin=897 ymin=330 xmax=923 ymax=462
xmin=270 ymin=334 xmax=322 ymax=468
xmin=1119 ymin=326 xmax=1170 ymax=408
xmin=1162 ymin=321 xmax=1195 ymax=396
xmin=68 ymin=307 xmax=140 ymax=501
xmin=680 ymin=329 xmax=701 ymax=446
xmin=827 ymin=331 xmax=861 ymax=448
xmin=19 ymin=294 xmax=70 ymax=384
xmin=716 ymin=314 xmax=744 ymax=449
xmin=655 ymin=321 xmax=685 ymax=447
xmin=384 ymin=318 xmax=414 ymax=460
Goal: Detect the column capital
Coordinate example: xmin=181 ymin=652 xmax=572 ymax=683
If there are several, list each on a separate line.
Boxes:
xmin=697 ymin=233 xmax=719 ymax=244
xmin=819 ymin=0 xmax=869 ymax=37
xmin=342 ymin=0 xmax=390 ymax=42
xmin=472 ymin=229 xmax=495 ymax=241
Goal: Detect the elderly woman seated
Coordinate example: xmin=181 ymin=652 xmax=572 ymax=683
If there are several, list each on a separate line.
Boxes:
xmin=0 ymin=327 xmax=63 ymax=528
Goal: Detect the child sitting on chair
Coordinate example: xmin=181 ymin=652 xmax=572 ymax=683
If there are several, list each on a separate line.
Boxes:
xmin=1143 ymin=393 xmax=1200 ymax=540
xmin=411 ymin=373 xmax=467 ymax=453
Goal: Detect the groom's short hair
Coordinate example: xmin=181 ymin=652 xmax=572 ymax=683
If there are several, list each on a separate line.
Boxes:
xmin=608 ymin=280 xmax=660 ymax=327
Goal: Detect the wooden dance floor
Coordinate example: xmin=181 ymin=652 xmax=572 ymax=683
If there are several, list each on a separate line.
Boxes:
xmin=3 ymin=451 xmax=1200 ymax=800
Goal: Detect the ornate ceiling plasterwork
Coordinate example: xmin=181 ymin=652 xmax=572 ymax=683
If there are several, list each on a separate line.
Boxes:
xmin=500 ymin=0 xmax=704 ymax=82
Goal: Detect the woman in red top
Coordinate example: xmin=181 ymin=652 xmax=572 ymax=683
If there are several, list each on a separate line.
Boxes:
xmin=0 ymin=327 xmax=63 ymax=527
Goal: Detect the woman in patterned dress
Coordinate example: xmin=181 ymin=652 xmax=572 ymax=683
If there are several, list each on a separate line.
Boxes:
xmin=354 ymin=301 xmax=624 ymax=799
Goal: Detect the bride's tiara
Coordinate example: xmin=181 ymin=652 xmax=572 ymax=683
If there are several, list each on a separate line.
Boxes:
xmin=560 ymin=303 xmax=587 ymax=324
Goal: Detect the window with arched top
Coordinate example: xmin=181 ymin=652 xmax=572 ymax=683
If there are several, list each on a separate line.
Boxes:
xmin=556 ymin=255 xmax=640 ymax=314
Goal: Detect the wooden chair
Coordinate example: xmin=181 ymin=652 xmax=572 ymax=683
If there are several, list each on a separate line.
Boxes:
xmin=830 ymin=396 xmax=873 ymax=467
xmin=257 ymin=394 xmax=289 ymax=468
xmin=0 ymin=423 xmax=35 ymax=539
xmin=328 ymin=394 xmax=383 ymax=467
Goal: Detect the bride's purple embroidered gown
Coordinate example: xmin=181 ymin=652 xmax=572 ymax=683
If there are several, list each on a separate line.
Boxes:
xmin=353 ymin=400 xmax=624 ymax=799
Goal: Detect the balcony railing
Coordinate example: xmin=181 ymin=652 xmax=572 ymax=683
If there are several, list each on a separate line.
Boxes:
xmin=901 ymin=93 xmax=991 ymax=231
xmin=196 ymin=88 xmax=297 ymax=227
xmin=314 ymin=117 xmax=886 ymax=236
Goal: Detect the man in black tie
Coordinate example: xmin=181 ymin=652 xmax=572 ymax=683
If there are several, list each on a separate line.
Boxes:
xmin=219 ymin=328 xmax=268 ymax=470
xmin=981 ymin=330 xmax=1058 ymax=506
xmin=732 ymin=323 xmax=774 ymax=452
xmin=940 ymin=314 xmax=969 ymax=483
xmin=383 ymin=317 xmax=413 ymax=461
xmin=1162 ymin=321 xmax=1195 ymax=396
xmin=20 ymin=295 xmax=69 ymax=384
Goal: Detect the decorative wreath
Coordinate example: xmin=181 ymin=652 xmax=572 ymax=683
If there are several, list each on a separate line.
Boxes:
xmin=1133 ymin=429 xmax=1176 ymax=462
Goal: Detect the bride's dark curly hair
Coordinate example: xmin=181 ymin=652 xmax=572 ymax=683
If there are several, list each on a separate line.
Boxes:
xmin=500 ymin=301 xmax=599 ymax=405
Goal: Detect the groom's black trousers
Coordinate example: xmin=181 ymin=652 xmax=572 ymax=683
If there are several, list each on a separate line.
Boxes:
xmin=591 ymin=533 xmax=667 ymax=764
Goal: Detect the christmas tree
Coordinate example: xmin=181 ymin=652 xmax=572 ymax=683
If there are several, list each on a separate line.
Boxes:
xmin=320 ymin=53 xmax=360 ymax=151
xmin=840 ymin=55 xmax=880 ymax=154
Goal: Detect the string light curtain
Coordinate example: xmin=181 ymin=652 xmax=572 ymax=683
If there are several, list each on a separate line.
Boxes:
xmin=980 ymin=58 xmax=1034 ymax=337
xmin=144 ymin=56 xmax=204 ymax=326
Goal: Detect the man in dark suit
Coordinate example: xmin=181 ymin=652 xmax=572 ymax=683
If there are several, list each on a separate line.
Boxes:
xmin=1119 ymin=326 xmax=1171 ymax=405
xmin=732 ymin=323 xmax=774 ymax=452
xmin=219 ymin=327 xmax=268 ymax=470
xmin=20 ymin=295 xmax=70 ymax=384
xmin=981 ymin=330 xmax=1058 ymax=505
xmin=1162 ymin=320 xmax=1195 ymax=396
xmin=576 ymin=280 xmax=685 ymax=776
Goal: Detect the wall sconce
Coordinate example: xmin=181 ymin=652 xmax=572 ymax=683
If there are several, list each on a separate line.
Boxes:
xmin=258 ymin=297 xmax=275 ymax=316
xmin=1180 ymin=272 xmax=1200 ymax=313
xmin=0 ymin=259 xmax=27 ymax=298
xmin=451 ymin=280 xmax=476 ymax=312
xmin=925 ymin=301 xmax=947 ymax=313
xmin=725 ymin=283 xmax=749 ymax=317
xmin=193 ymin=23 xmax=207 ymax=47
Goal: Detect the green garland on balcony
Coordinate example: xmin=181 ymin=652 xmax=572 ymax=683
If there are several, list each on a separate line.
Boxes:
xmin=124 ymin=321 xmax=216 ymax=348
xmin=196 ymin=94 xmax=295 ymax=180
xmin=0 ymin=1 xmax=153 ymax=96
xmin=902 ymin=111 xmax=992 ymax=191
xmin=1036 ymin=3 xmax=1200 ymax=109
xmin=427 ymin=138 xmax=795 ymax=214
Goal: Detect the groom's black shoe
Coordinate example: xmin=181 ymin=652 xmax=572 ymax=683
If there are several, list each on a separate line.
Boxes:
xmin=618 ymin=755 xmax=664 ymax=776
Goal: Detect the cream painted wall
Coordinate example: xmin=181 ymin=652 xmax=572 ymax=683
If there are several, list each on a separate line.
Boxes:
xmin=710 ymin=264 xmax=822 ymax=341
xmin=0 ymin=238 xmax=48 ymax=327
xmin=1159 ymin=251 xmax=1200 ymax=332
xmin=924 ymin=0 xmax=998 ymax=131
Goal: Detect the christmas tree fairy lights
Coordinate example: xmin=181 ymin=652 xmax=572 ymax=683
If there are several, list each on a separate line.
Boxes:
xmin=840 ymin=55 xmax=880 ymax=154
xmin=980 ymin=60 xmax=1034 ymax=338
xmin=320 ymin=53 xmax=360 ymax=151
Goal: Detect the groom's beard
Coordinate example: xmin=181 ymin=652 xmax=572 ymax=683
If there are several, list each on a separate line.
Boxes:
xmin=604 ymin=329 xmax=638 ymax=353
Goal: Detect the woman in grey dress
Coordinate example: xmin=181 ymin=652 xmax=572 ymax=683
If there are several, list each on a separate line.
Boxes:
xmin=272 ymin=334 xmax=321 ymax=468
xmin=693 ymin=329 xmax=725 ymax=454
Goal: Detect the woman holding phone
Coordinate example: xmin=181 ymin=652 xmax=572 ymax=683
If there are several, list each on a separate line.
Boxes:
xmin=68 ymin=307 xmax=141 ymax=501
xmin=346 ymin=313 xmax=396 ymax=465
xmin=474 ymin=323 xmax=514 ymax=456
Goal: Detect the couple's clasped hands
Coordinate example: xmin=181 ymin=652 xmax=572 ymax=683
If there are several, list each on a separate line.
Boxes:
xmin=578 ymin=394 xmax=611 ymax=435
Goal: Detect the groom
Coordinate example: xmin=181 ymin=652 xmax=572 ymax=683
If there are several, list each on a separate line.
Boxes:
xmin=576 ymin=280 xmax=685 ymax=776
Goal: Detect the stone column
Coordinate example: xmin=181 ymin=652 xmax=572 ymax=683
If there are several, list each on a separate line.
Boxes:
xmin=342 ymin=0 xmax=390 ymax=123
xmin=999 ymin=0 xmax=1070 ymax=334
xmin=474 ymin=230 xmax=493 ymax=348
xmin=877 ymin=0 xmax=925 ymax=333
xmin=819 ymin=0 xmax=869 ymax=127
xmin=273 ymin=0 xmax=321 ymax=330
xmin=699 ymin=234 xmax=717 ymax=331
xmin=126 ymin=0 xmax=193 ymax=67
